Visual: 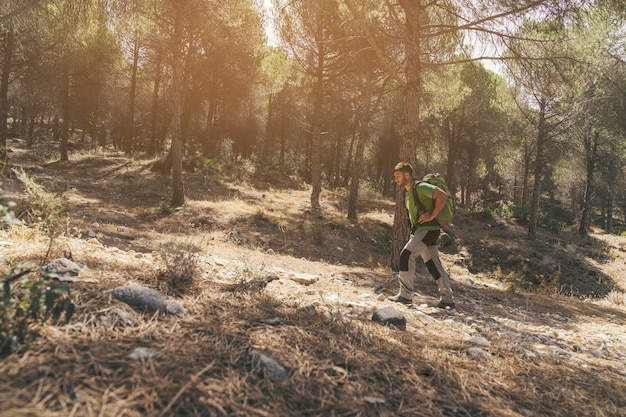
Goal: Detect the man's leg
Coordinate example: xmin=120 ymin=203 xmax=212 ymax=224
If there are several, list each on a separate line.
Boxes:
xmin=423 ymin=244 xmax=455 ymax=308
xmin=389 ymin=232 xmax=426 ymax=303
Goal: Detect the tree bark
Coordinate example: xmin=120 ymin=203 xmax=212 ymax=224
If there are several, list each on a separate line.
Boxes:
xmin=347 ymin=65 xmax=372 ymax=222
xmin=59 ymin=62 xmax=70 ymax=162
xmin=149 ymin=55 xmax=162 ymax=156
xmin=391 ymin=1 xmax=421 ymax=270
xmin=0 ymin=23 xmax=14 ymax=162
xmin=261 ymin=93 xmax=274 ymax=165
xmin=528 ymin=97 xmax=547 ymax=240
xmin=578 ymin=130 xmax=598 ymax=236
xmin=309 ymin=37 xmax=325 ymax=210
xmin=170 ymin=5 xmax=185 ymax=207
xmin=125 ymin=37 xmax=140 ymax=156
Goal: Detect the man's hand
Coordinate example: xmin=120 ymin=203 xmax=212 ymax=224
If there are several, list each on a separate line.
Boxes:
xmin=418 ymin=188 xmax=448 ymax=224
xmin=418 ymin=212 xmax=435 ymax=224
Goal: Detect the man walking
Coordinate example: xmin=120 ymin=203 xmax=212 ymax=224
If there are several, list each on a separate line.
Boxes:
xmin=389 ymin=162 xmax=455 ymax=309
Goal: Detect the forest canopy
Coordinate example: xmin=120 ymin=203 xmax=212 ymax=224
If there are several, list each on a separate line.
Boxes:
xmin=0 ymin=0 xmax=625 ymax=244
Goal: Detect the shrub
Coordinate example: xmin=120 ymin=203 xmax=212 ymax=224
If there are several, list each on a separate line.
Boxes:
xmin=606 ymin=290 xmax=625 ymax=306
xmin=495 ymin=200 xmax=515 ymax=218
xmin=469 ymin=206 xmax=494 ymax=221
xmin=13 ymin=169 xmax=66 ymax=259
xmin=1 ymin=267 xmax=74 ymax=357
xmin=158 ymin=240 xmax=202 ymax=295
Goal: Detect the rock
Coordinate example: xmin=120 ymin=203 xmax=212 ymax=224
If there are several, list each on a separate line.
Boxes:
xmin=297 ymin=304 xmax=317 ymax=315
xmin=467 ymin=336 xmax=491 ymax=347
xmin=372 ymin=307 xmax=406 ymax=330
xmin=439 ymin=232 xmax=453 ymax=247
xmin=97 ymin=307 xmax=137 ymax=327
xmin=290 ymin=273 xmax=319 ymax=285
xmin=46 ymin=258 xmax=86 ymax=277
xmin=128 ymin=347 xmax=168 ymax=361
xmin=363 ymin=396 xmax=386 ymax=405
xmin=260 ymin=317 xmax=281 ymax=325
xmin=414 ymin=311 xmax=438 ymax=322
xmin=587 ymin=349 xmax=604 ymax=359
xmin=250 ymin=349 xmax=288 ymax=380
xmin=165 ymin=299 xmax=186 ymax=316
xmin=110 ymin=284 xmax=185 ymax=315
xmin=466 ymin=347 xmax=490 ymax=360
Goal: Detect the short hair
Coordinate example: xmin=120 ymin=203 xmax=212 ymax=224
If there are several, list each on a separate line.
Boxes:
xmin=393 ymin=162 xmax=413 ymax=176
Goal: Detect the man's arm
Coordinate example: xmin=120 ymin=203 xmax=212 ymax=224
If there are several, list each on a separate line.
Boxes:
xmin=417 ymin=187 xmax=448 ymax=224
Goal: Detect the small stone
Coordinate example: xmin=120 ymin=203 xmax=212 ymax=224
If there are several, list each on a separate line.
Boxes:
xmin=250 ymin=350 xmax=288 ymax=380
xmin=467 ymin=336 xmax=491 ymax=347
xmin=128 ymin=347 xmax=168 ymax=361
xmin=372 ymin=307 xmax=406 ymax=330
xmin=587 ymin=349 xmax=604 ymax=359
xmin=46 ymin=258 xmax=86 ymax=277
xmin=466 ymin=347 xmax=490 ymax=360
xmin=290 ymin=273 xmax=319 ymax=285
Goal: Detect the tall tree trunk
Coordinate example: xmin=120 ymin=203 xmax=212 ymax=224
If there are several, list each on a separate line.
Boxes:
xmin=528 ymin=98 xmax=547 ymax=240
xmin=578 ymin=131 xmax=598 ymax=236
xmin=309 ymin=40 xmax=325 ymax=210
xmin=605 ymin=154 xmax=620 ymax=234
xmin=149 ymin=55 xmax=162 ymax=156
xmin=347 ymin=65 xmax=372 ymax=222
xmin=444 ymin=116 xmax=457 ymax=195
xmin=202 ymin=73 xmax=219 ymax=157
xmin=521 ymin=139 xmax=531 ymax=208
xmin=391 ymin=1 xmax=421 ymax=270
xmin=278 ymin=105 xmax=286 ymax=170
xmin=59 ymin=62 xmax=70 ymax=162
xmin=343 ymin=121 xmax=357 ymax=187
xmin=0 ymin=23 xmax=14 ymax=163
xmin=125 ymin=37 xmax=139 ymax=156
xmin=170 ymin=6 xmax=185 ymax=207
xmin=261 ymin=93 xmax=274 ymax=165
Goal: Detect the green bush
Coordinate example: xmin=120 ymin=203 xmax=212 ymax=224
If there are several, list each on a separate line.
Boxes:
xmin=469 ymin=206 xmax=494 ymax=221
xmin=495 ymin=200 xmax=515 ymax=218
xmin=13 ymin=169 xmax=66 ymax=259
xmin=1 ymin=267 xmax=74 ymax=357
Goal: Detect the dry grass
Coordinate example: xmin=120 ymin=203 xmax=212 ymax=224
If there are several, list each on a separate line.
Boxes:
xmin=1 ymin=140 xmax=626 ymax=416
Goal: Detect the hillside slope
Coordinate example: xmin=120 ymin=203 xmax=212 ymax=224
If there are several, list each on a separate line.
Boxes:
xmin=1 ymin=139 xmax=625 ymax=416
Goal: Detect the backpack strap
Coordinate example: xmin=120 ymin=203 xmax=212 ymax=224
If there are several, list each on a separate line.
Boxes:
xmin=411 ymin=180 xmax=427 ymax=214
xmin=410 ymin=181 xmax=427 ymax=233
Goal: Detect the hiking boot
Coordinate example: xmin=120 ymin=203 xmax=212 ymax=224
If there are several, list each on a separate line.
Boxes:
xmin=388 ymin=293 xmax=413 ymax=305
xmin=436 ymin=300 xmax=455 ymax=310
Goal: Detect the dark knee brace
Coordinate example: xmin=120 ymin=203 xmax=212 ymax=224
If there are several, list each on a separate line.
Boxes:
xmin=425 ymin=259 xmax=441 ymax=280
xmin=399 ymin=249 xmax=411 ymax=272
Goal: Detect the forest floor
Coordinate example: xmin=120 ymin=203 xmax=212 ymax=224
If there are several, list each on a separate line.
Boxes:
xmin=1 ymin=137 xmax=626 ymax=417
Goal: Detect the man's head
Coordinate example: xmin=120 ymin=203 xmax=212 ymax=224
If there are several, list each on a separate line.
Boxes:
xmin=393 ymin=162 xmax=413 ymax=190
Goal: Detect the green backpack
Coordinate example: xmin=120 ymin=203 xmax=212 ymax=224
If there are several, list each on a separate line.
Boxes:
xmin=411 ymin=173 xmax=455 ymax=227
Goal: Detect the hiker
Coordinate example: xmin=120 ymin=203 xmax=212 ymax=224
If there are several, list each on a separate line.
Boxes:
xmin=388 ymin=162 xmax=455 ymax=309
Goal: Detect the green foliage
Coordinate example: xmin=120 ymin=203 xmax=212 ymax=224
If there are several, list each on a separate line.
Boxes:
xmin=0 ymin=196 xmax=20 ymax=226
xmin=587 ymin=239 xmax=611 ymax=259
xmin=13 ymin=169 xmax=65 ymax=238
xmin=493 ymin=201 xmax=530 ymax=224
xmin=537 ymin=214 xmax=565 ymax=234
xmin=199 ymin=157 xmax=218 ymax=169
xmin=158 ymin=240 xmax=202 ymax=295
xmin=0 ymin=267 xmax=74 ymax=357
xmin=495 ymin=200 xmax=515 ymax=218
xmin=469 ymin=206 xmax=494 ymax=221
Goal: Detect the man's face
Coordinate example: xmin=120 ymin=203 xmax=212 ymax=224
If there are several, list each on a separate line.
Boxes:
xmin=393 ymin=171 xmax=409 ymax=188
